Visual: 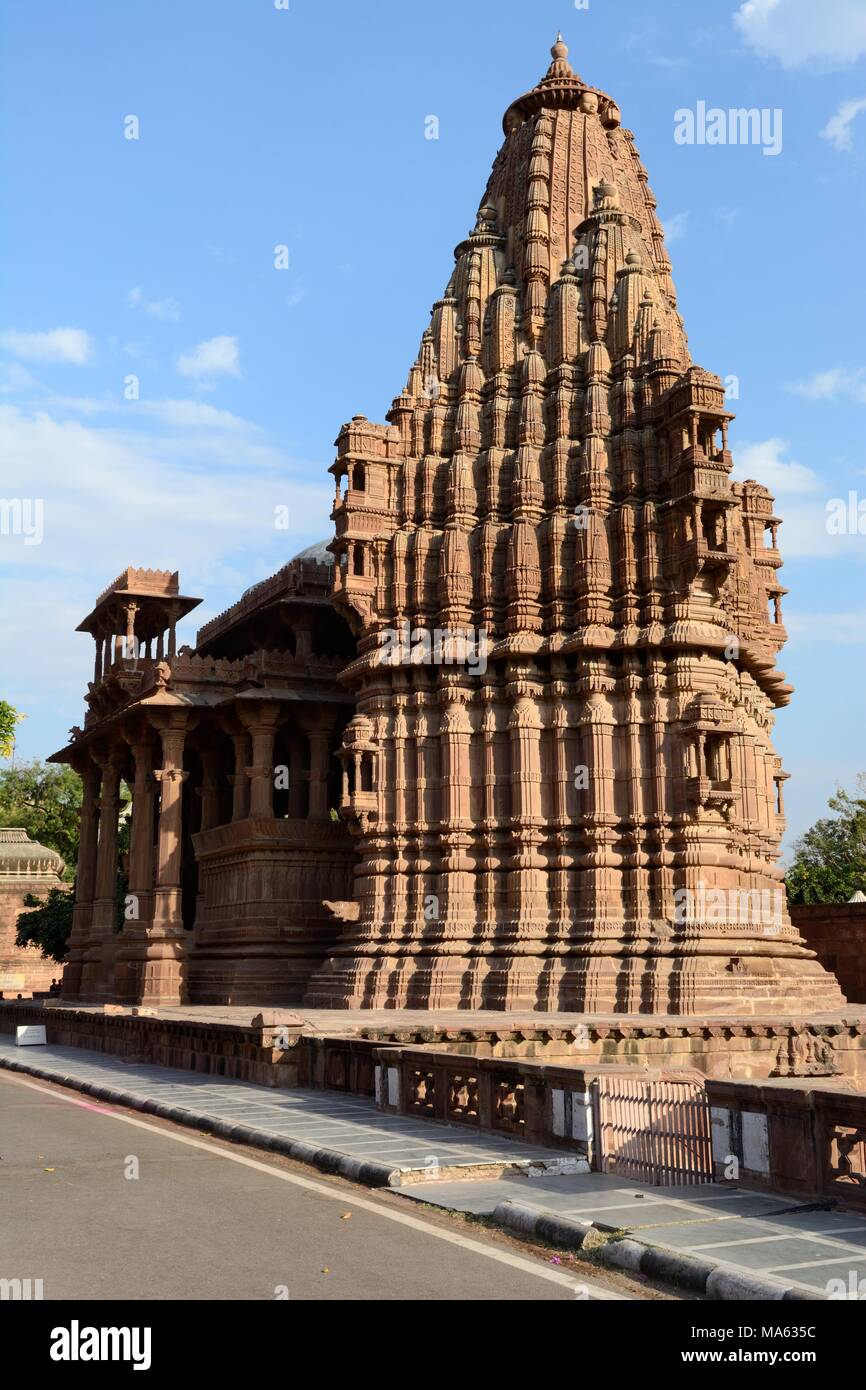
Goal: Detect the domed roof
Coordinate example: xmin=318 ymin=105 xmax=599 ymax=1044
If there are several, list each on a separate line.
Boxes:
xmin=291 ymin=539 xmax=333 ymax=566
xmin=0 ymin=828 xmax=65 ymax=878
xmin=238 ymin=540 xmax=333 ymax=600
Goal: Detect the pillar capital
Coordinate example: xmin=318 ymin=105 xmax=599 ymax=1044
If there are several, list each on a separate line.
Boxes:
xmin=71 ymin=752 xmax=101 ymax=798
xmin=296 ymin=704 xmax=338 ymax=738
xmin=148 ymin=707 xmax=194 ymax=772
xmin=237 ymin=706 xmax=279 ymax=818
xmin=153 ymin=767 xmax=190 ymax=786
xmin=91 ymin=742 xmax=127 ymax=777
xmin=236 ymin=700 xmax=282 ymax=735
xmin=147 ymin=707 xmax=195 ymax=735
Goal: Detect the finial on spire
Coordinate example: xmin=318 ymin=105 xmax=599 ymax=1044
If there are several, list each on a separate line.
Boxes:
xmin=547 ymin=32 xmax=574 ymax=79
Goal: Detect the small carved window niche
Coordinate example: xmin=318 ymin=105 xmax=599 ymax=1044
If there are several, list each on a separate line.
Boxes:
xmin=680 ymin=695 xmax=737 ymax=818
xmin=338 ymin=715 xmax=378 ymax=828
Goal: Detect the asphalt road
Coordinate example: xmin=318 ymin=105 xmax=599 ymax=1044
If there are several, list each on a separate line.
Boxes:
xmin=0 ymin=1071 xmax=637 ymax=1301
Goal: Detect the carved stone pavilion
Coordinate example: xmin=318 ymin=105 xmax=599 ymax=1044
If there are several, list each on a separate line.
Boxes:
xmin=52 ymin=39 xmax=845 ymax=1021
xmin=0 ymin=829 xmax=65 ymax=997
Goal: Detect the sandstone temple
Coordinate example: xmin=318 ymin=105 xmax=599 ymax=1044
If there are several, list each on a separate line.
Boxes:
xmin=51 ymin=39 xmax=845 ymax=1022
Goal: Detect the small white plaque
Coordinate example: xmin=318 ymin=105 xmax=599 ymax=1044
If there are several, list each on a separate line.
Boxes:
xmin=710 ymin=1105 xmax=732 ymax=1163
xmin=572 ymin=1091 xmax=593 ymax=1143
xmin=16 ymin=1025 xmax=47 ymax=1047
xmin=742 ymin=1111 xmax=770 ymax=1175
xmin=551 ymin=1087 xmax=565 ymax=1137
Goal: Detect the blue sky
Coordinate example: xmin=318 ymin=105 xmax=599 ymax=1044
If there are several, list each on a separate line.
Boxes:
xmin=1 ymin=0 xmax=865 ymax=855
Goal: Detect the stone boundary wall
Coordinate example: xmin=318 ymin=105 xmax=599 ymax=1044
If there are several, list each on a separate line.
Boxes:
xmin=370 ymin=1045 xmax=710 ymax=1165
xmin=707 ymin=1077 xmax=866 ymax=1209
xmin=791 ymin=904 xmax=866 ymax=1006
xmin=0 ymin=1001 xmax=304 ymax=1088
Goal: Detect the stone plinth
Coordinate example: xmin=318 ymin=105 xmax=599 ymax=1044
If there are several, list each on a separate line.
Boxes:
xmin=187 ymin=817 xmax=355 ymax=1004
xmin=3 ymin=1001 xmax=866 ymax=1088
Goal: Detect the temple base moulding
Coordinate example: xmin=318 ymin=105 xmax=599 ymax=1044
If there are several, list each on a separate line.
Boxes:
xmin=2 ymin=1001 xmax=866 ymax=1088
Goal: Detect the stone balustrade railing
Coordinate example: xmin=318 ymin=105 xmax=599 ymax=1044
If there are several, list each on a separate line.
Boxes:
xmin=707 ymin=1078 xmax=866 ymax=1209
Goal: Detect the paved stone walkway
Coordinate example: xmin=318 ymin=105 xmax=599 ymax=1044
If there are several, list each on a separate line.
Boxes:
xmin=5 ymin=1035 xmax=865 ymax=1297
xmin=0 ymin=1036 xmax=558 ymax=1176
xmin=401 ymin=1171 xmax=866 ymax=1296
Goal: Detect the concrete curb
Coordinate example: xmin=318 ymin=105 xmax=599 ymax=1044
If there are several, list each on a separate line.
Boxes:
xmin=492 ymin=1200 xmax=826 ymax=1302
xmin=0 ymin=1055 xmax=399 ymax=1189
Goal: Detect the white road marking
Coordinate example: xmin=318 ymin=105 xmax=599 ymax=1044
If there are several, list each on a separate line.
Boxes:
xmin=2 ymin=1072 xmax=632 ymax=1301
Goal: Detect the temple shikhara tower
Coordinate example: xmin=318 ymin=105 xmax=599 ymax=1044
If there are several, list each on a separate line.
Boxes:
xmin=52 ymin=39 xmax=844 ymax=1020
xmin=306 ymin=39 xmax=843 ymax=1015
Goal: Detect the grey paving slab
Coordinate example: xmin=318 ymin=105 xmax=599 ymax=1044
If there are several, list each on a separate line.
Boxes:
xmin=402 ymin=1164 xmax=866 ymax=1297
xmin=774 ymin=1260 xmax=866 ymax=1293
xmin=694 ymin=1237 xmax=853 ymax=1269
xmin=0 ymin=1036 xmax=564 ymax=1173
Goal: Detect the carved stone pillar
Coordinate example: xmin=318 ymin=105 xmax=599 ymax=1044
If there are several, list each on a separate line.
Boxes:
xmin=506 ymin=691 xmax=546 ymax=938
xmin=549 ymin=695 xmax=573 ymax=933
xmin=307 ymin=731 xmax=331 ymax=821
xmin=140 ymin=710 xmax=190 ymax=1003
xmin=436 ymin=694 xmax=474 ymax=938
xmin=288 ymin=735 xmax=306 ymax=818
xmin=60 ymin=757 xmax=101 ymax=1000
xmin=299 ymin=708 xmax=337 ymax=822
xmin=166 ymin=600 xmax=180 ymax=659
xmin=123 ymin=600 xmax=139 ymax=659
xmin=127 ymin=740 xmax=156 ymax=912
xmin=239 ymin=703 xmax=280 ymax=818
xmin=230 ymin=731 xmax=250 ymax=821
xmin=113 ymin=734 xmax=157 ymax=1000
xmin=80 ymin=747 xmax=126 ymax=999
xmin=152 ymin=721 xmax=188 ymax=922
xmin=198 ymin=745 xmax=221 ymax=832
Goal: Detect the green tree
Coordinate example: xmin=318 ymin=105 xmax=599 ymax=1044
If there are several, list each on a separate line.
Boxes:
xmin=0 ymin=701 xmax=23 ymax=758
xmin=786 ymin=776 xmax=866 ymax=905
xmin=15 ymin=888 xmax=74 ymax=963
xmin=16 ymin=869 xmax=128 ymax=963
xmin=0 ymin=761 xmax=84 ymax=875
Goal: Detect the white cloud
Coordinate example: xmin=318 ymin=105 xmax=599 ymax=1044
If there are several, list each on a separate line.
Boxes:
xmin=127 ymin=286 xmax=181 ymax=322
xmin=0 ymin=400 xmax=332 ymax=736
xmin=729 ymin=439 xmax=849 ymax=560
xmin=789 ymin=367 xmax=866 ymax=404
xmin=734 ymin=0 xmax=866 ymax=70
xmin=136 ymin=398 xmax=247 ymax=429
xmin=0 ymin=327 xmax=94 ymax=365
xmin=0 ymin=361 xmax=39 ymax=394
xmin=0 ymin=365 xmax=246 ymax=430
xmin=785 ymin=609 xmax=866 ymax=644
xmin=0 ymin=402 xmax=328 ymax=577
xmin=662 ymin=211 xmax=689 ymax=244
xmin=820 ymin=97 xmax=866 ymax=151
xmin=733 ymin=437 xmax=821 ymax=494
xmin=176 ymin=334 xmax=240 ymax=383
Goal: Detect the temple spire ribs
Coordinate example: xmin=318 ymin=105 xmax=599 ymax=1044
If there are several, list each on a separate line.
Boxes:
xmin=309 ymin=40 xmax=844 ymax=1015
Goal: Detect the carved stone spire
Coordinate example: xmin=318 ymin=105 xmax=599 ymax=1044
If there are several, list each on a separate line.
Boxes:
xmin=311 ymin=38 xmax=844 ymax=1018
